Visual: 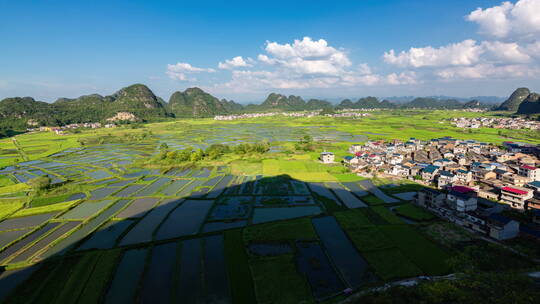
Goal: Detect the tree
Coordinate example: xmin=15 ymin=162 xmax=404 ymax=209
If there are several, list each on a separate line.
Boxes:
xmin=27 ymin=176 xmax=51 ymax=192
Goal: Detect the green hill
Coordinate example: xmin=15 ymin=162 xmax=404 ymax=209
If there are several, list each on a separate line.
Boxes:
xmin=496 ymin=88 xmax=530 ymax=111
xmin=517 ymin=92 xmax=540 ymax=115
xmin=168 ymin=87 xmax=243 ymax=118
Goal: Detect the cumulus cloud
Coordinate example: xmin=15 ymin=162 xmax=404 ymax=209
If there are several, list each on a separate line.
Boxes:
xmin=383 ymin=40 xmax=483 ymax=68
xmin=258 ymin=37 xmax=351 ymax=76
xmin=481 ymin=41 xmax=531 ymax=63
xmin=436 ymin=63 xmax=538 ymax=80
xmin=382 ymin=1 xmax=540 ymax=82
xmin=467 ymin=0 xmax=540 ymax=39
xmin=166 ymin=62 xmax=215 ymax=81
xmin=385 ymin=72 xmax=418 ymax=85
xmin=218 ymin=56 xmax=254 ymax=69
xmin=467 ymin=1 xmax=513 ymax=38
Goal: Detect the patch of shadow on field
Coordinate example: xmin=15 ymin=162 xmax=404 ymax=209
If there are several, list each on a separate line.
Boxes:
xmin=0 ymin=174 xmax=359 ymax=302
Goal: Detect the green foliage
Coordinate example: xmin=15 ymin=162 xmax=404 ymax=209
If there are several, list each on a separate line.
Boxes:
xmin=157 ymin=142 xmax=269 ymax=164
xmin=447 ymin=241 xmax=535 ymax=273
xmin=355 ymin=272 xmax=540 ymax=304
xmin=27 ymin=176 xmax=51 ymax=192
xmin=294 ymin=134 xmax=315 ymax=151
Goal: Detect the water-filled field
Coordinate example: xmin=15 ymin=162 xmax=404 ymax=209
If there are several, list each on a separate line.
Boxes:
xmin=0 ymin=121 xmax=455 ymax=303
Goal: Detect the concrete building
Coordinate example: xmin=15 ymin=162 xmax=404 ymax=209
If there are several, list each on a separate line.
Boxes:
xmin=500 ymin=186 xmax=534 ymax=210
xmin=519 ymin=165 xmax=540 ymax=182
xmin=320 ymin=152 xmax=335 ymax=164
xmin=487 ymin=213 xmax=520 ymax=240
xmin=447 ymin=186 xmax=478 ymax=212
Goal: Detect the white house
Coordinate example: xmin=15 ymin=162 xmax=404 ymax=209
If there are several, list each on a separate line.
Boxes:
xmin=320 ymin=152 xmax=335 ymax=164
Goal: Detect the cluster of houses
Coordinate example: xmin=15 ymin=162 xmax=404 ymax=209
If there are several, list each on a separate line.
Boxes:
xmin=214 ymin=110 xmax=372 ymax=121
xmin=343 ymin=137 xmax=540 ymax=212
xmin=323 ymin=136 xmax=540 ymax=241
xmin=415 ymin=185 xmax=523 ymax=240
xmin=28 ymin=122 xmax=116 ymax=135
xmin=451 ymin=117 xmax=540 ymax=130
xmin=214 ymin=111 xmax=320 ymax=120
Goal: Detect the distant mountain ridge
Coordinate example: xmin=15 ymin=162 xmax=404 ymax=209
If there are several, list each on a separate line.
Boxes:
xmin=1 ymin=84 xmax=538 ymax=138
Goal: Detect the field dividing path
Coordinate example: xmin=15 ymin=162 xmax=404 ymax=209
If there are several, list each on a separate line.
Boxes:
xmin=358 ymin=180 xmax=399 ymax=203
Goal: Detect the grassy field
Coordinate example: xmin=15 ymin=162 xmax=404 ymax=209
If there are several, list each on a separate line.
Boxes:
xmin=335 ymin=209 xmax=427 ymax=280
xmin=395 ymin=203 xmax=436 ymax=221
xmin=379 ymin=225 xmax=452 ymax=275
xmin=0 ymin=201 xmax=24 ymax=219
xmin=10 ymin=200 xmax=79 ymax=217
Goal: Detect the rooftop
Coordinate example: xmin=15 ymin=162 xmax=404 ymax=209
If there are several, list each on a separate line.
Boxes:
xmin=502 ymin=186 xmax=529 ymax=195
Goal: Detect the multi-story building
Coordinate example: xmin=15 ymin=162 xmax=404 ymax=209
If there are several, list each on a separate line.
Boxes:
xmin=319 ymin=152 xmax=335 ymax=164
xmin=519 ymin=165 xmax=540 ymax=182
xmin=500 ymin=186 xmax=534 ymax=210
xmin=446 ymin=186 xmax=478 ymax=212
xmin=416 ymin=188 xmax=446 ymax=207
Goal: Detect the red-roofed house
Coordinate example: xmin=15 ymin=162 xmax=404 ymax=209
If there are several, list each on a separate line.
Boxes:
xmin=519 ymin=165 xmax=540 ymax=182
xmin=500 ymin=186 xmax=534 ymax=210
xmin=447 ymin=186 xmax=478 ymax=212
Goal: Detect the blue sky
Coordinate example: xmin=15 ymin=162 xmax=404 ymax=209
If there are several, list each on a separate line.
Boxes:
xmin=1 ymin=0 xmax=539 ymax=102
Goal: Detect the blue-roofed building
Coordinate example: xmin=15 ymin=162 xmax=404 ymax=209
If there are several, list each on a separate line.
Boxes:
xmin=421 ymin=165 xmax=440 ymax=181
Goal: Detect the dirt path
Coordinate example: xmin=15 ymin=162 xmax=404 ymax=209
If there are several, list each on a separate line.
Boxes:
xmin=11 ymin=138 xmax=29 ymax=162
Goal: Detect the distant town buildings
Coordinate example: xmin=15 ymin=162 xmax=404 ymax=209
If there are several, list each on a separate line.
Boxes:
xmin=214 ymin=110 xmax=371 ymax=120
xmin=28 ymin=122 xmax=116 ymax=135
xmin=451 ymin=117 xmax=540 ymax=130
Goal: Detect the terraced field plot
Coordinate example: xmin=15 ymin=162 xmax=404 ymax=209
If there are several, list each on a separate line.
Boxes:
xmin=0 ymin=121 xmax=460 ymax=303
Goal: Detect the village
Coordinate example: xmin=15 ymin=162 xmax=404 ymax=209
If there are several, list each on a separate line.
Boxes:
xmin=451 ymin=117 xmax=540 ymax=130
xmin=214 ymin=110 xmax=371 ymax=120
xmin=320 ymin=137 xmax=540 ymax=241
xmin=27 ymin=122 xmax=117 ymax=135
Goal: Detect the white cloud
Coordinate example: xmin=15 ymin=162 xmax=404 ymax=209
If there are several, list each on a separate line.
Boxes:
xmin=382 ymin=1 xmax=540 ymax=83
xmin=481 ymin=41 xmax=531 ymax=63
xmin=383 ymin=40 xmax=483 ymax=68
xmin=209 ymin=37 xmax=421 ymax=92
xmin=385 ymin=72 xmax=418 ymax=85
xmin=467 ymin=1 xmax=513 ymax=38
xmin=467 ymin=0 xmax=540 ymax=39
xmin=218 ymin=56 xmax=254 ymax=69
xmin=436 ymin=63 xmax=538 ymax=79
xmin=357 ymin=63 xmax=372 ymax=75
xmin=258 ymin=37 xmax=351 ymax=76
xmin=166 ymin=62 xmax=215 ymax=81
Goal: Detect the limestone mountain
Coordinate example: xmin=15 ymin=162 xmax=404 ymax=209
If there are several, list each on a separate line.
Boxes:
xmin=168 ymin=87 xmax=243 ymax=118
xmin=259 ymin=93 xmax=306 ymax=111
xmin=305 ymin=99 xmax=333 ymax=110
xmin=517 ymin=92 xmax=540 ymax=114
xmin=0 ymin=97 xmax=61 ymax=126
xmin=336 ymin=97 xmax=397 ymax=109
xmin=53 ymin=84 xmax=169 ymax=123
xmin=496 ymin=88 xmax=530 ymax=111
